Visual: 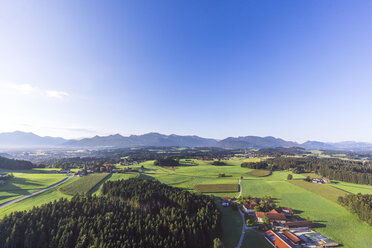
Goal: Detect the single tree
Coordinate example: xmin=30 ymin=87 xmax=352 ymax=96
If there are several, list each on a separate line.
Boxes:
xmin=213 ymin=238 xmax=224 ymax=248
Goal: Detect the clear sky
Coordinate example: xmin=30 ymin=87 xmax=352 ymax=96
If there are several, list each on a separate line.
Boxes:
xmin=0 ymin=0 xmax=372 ymax=142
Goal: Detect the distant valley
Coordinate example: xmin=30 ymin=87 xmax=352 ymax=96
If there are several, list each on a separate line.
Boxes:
xmin=0 ymin=131 xmax=372 ymax=151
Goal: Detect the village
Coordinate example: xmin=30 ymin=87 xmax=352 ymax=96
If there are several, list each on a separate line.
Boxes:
xmin=51 ymin=162 xmax=140 ymax=177
xmin=221 ymin=196 xmax=339 ymax=248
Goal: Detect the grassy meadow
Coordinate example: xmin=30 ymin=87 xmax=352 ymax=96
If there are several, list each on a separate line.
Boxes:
xmin=59 ymin=173 xmax=110 ymax=195
xmin=246 ymin=169 xmax=271 ymax=177
xmin=0 ymin=171 xmax=68 ymax=205
xmin=241 ymin=178 xmax=372 ymax=248
xmin=195 ymin=183 xmax=239 ymax=193
xmin=288 ymin=179 xmax=348 ymax=203
xmin=1 ymin=158 xmax=372 ymax=247
xmin=330 ymin=180 xmax=372 ymax=194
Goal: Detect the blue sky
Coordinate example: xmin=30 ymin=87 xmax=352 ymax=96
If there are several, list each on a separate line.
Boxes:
xmin=0 ymin=0 xmax=372 ymax=142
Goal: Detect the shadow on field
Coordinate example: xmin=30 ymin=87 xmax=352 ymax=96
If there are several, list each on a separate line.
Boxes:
xmin=312 ymin=221 xmax=327 ymax=228
xmin=89 ymin=173 xmax=113 ymax=195
xmin=293 ymin=209 xmax=304 ymax=214
xmin=139 ymin=174 xmax=155 ymax=180
xmin=2 ymin=177 xmax=43 ymax=195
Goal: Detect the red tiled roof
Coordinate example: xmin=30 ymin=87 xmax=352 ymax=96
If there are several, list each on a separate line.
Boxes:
xmin=256 ymin=212 xmax=265 ymax=218
xmin=285 ymin=221 xmax=312 ymax=228
xmin=266 ymin=213 xmax=287 ymax=221
xmin=256 ymin=212 xmax=286 ymax=221
xmin=283 ymin=231 xmax=301 ymax=243
xmin=265 ymin=230 xmax=294 ymax=248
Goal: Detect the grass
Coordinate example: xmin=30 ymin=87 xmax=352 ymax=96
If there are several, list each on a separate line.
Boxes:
xmin=246 ymin=169 xmax=271 ymax=177
xmin=59 ymin=174 xmax=110 ymax=195
xmin=195 ymin=184 xmax=239 ymax=193
xmin=1 ymin=159 xmax=371 ymax=247
xmin=288 ymin=180 xmax=347 ymax=203
xmin=242 ymin=230 xmax=271 ymax=248
xmin=215 ymin=198 xmax=243 ymax=248
xmin=0 ymin=172 xmax=67 ymax=204
xmin=241 ymin=179 xmax=372 ymax=248
xmin=330 ymin=180 xmax=372 ymax=194
xmin=91 ymin=172 xmax=139 ymax=195
xmin=0 ymin=178 xmax=76 ymax=219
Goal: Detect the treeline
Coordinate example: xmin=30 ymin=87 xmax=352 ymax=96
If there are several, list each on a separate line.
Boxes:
xmin=40 ymin=147 xmax=239 ymax=169
xmin=0 ymin=156 xmax=34 ymax=170
xmin=154 ymin=157 xmax=180 ymax=166
xmin=241 ymin=157 xmax=372 ymax=185
xmin=41 ymin=157 xmax=119 ymax=169
xmin=272 ymin=157 xmax=372 ymax=185
xmin=0 ymin=178 xmax=221 ymax=248
xmin=338 ymin=194 xmax=372 ymax=225
xmin=254 ymin=147 xmax=310 ymax=157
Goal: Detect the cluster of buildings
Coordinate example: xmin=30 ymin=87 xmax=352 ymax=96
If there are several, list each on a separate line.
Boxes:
xmin=220 ymin=196 xmax=339 ymax=247
xmin=312 ymin=178 xmax=331 ymax=184
xmin=265 ymin=229 xmax=339 ymax=248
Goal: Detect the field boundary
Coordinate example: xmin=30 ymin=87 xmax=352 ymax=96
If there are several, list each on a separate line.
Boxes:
xmin=0 ymin=176 xmax=72 ymax=209
xmin=195 ymin=184 xmax=239 ymax=193
xmin=89 ymin=173 xmax=113 ymax=195
xmin=246 ymin=169 xmax=272 ymax=177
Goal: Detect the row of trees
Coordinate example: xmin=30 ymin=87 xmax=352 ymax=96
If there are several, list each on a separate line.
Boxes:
xmin=338 ymin=194 xmax=372 ymax=226
xmin=272 ymin=157 xmax=372 ymax=185
xmin=153 ymin=157 xmax=180 ymax=166
xmin=241 ymin=157 xmax=372 ymax=185
xmin=0 ymin=178 xmax=221 ymax=248
xmin=241 ymin=161 xmax=270 ymax=169
xmin=0 ymin=156 xmax=34 ymax=170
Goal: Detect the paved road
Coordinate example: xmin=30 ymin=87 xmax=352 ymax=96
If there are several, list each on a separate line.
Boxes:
xmin=0 ymin=175 xmax=73 ymax=209
xmin=235 ymin=179 xmax=246 ymax=248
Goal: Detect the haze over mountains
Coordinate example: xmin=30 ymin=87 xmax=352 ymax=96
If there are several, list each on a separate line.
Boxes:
xmin=0 ymin=131 xmax=372 ymax=151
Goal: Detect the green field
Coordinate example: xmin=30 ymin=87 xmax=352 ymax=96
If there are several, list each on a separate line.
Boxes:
xmin=288 ymin=180 xmax=348 ymax=203
xmin=195 ymin=184 xmax=239 ymax=193
xmin=330 ymin=180 xmax=372 ymax=194
xmin=0 ymin=177 xmax=76 ymax=218
xmin=241 ymin=179 xmax=372 ymax=248
xmin=59 ymin=174 xmax=110 ymax=195
xmin=1 ymin=159 xmax=372 ymax=248
xmin=246 ymin=169 xmax=271 ymax=177
xmin=0 ymin=172 xmax=68 ymax=204
xmin=91 ymin=172 xmax=139 ymax=195
xmin=215 ymin=198 xmax=244 ymax=248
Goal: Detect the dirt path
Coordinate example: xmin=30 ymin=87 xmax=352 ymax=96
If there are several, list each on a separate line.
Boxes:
xmin=0 ymin=175 xmax=73 ymax=209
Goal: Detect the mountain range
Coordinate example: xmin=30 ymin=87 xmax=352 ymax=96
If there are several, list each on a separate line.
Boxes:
xmin=0 ymin=131 xmax=372 ymax=151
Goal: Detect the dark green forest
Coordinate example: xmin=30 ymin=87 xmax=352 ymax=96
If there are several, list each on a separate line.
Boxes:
xmin=0 ymin=156 xmax=34 ymax=170
xmin=0 ymin=178 xmax=221 ymax=248
xmin=338 ymin=194 xmax=372 ymax=226
xmin=241 ymin=157 xmax=372 ymax=185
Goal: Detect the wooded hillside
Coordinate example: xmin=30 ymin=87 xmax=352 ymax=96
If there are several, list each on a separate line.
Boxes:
xmin=0 ymin=178 xmax=221 ymax=248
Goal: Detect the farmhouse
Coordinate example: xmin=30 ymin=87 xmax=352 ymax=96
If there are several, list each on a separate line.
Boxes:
xmin=312 ymin=178 xmax=331 ymax=184
xmin=279 ymin=207 xmax=294 ymax=216
xmin=283 ymin=231 xmax=301 ymax=244
xmin=256 ymin=210 xmax=287 ymax=224
xmin=264 ymin=230 xmax=296 ymax=248
xmin=242 ymin=200 xmax=259 ymax=214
